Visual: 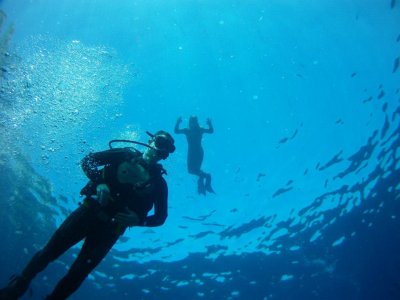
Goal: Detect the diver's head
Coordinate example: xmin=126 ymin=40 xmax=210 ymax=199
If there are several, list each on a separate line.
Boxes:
xmin=189 ymin=116 xmax=200 ymax=129
xmin=145 ymin=130 xmax=175 ymax=161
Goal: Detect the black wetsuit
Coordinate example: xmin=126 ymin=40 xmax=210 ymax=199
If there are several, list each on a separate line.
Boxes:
xmin=0 ymin=148 xmax=168 ymax=300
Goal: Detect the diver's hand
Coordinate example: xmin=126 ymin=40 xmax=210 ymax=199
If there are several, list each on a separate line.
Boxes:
xmin=114 ymin=208 xmax=140 ymax=227
xmin=206 ymin=118 xmax=212 ymax=126
xmin=96 ymin=184 xmax=111 ymax=206
xmin=176 ymin=116 xmax=182 ymax=124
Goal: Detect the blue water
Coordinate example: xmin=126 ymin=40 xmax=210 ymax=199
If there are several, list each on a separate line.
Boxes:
xmin=0 ymin=0 xmax=399 ymax=299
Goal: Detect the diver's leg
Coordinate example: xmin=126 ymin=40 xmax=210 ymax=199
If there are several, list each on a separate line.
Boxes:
xmin=187 ymin=148 xmax=203 ymax=176
xmin=189 ymin=161 xmax=206 ymax=195
xmin=194 ymin=168 xmax=213 ymax=195
xmin=187 ymin=149 xmax=209 ymax=194
xmin=205 ymin=173 xmax=215 ymax=194
xmin=45 ymin=226 xmax=120 ymax=300
xmin=0 ymin=205 xmax=90 ymax=299
xmin=197 ymin=176 xmax=206 ymax=195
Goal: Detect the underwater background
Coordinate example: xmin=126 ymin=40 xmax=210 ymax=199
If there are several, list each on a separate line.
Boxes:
xmin=0 ymin=0 xmax=399 ymax=299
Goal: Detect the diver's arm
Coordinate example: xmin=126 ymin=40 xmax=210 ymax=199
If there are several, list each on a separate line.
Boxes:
xmin=81 ymin=152 xmax=105 ymax=183
xmin=114 ymin=208 xmax=140 ymax=227
xmin=203 ymin=118 xmax=214 ymax=134
xmin=81 ymin=148 xmax=132 ymax=182
xmin=174 ymin=117 xmax=186 ymax=134
xmin=141 ymin=178 xmax=168 ymax=227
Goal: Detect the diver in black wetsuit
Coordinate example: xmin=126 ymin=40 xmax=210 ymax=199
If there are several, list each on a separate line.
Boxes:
xmin=0 ymin=130 xmax=175 ymax=300
xmin=174 ymin=116 xmax=215 ymax=195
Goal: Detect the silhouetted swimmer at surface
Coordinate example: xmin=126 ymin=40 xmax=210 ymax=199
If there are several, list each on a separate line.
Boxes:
xmin=174 ymin=116 xmax=215 ymax=195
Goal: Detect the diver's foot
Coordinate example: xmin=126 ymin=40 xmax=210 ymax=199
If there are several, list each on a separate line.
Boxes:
xmin=45 ymin=293 xmax=57 ymax=300
xmin=205 ymin=174 xmax=215 ymax=194
xmin=0 ymin=275 xmax=29 ymax=300
xmin=0 ymin=288 xmax=13 ymax=300
xmin=206 ymin=185 xmax=215 ymax=194
xmin=197 ymin=178 xmax=206 ymax=195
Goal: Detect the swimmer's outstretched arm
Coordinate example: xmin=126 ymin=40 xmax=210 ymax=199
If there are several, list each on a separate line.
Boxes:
xmin=204 ymin=118 xmax=214 ymax=134
xmin=174 ymin=116 xmax=186 ymax=134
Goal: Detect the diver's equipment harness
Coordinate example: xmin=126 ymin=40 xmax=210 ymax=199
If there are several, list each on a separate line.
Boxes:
xmin=81 ymin=138 xmax=165 ymax=209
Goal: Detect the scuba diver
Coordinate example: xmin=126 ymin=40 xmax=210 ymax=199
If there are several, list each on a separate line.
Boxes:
xmin=174 ymin=116 xmax=215 ymax=195
xmin=0 ymin=130 xmax=175 ymax=300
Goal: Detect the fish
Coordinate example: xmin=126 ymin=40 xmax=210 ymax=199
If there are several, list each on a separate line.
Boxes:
xmin=393 ymin=57 xmax=399 ymax=73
